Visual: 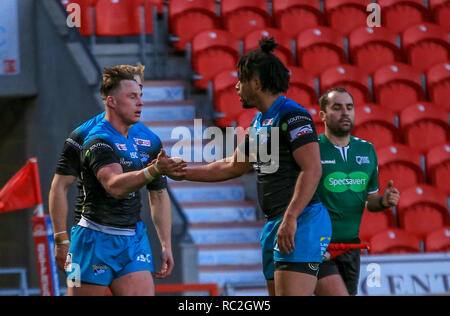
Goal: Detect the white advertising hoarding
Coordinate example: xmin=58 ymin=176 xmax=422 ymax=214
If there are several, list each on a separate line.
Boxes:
xmin=359 ymin=253 xmax=450 ymax=296
xmin=0 ymin=0 xmax=20 ymax=75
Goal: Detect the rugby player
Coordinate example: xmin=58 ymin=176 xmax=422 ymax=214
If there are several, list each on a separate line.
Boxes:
xmin=169 ymin=38 xmax=332 ymax=296
xmin=315 ymin=88 xmax=400 ymax=296
xmin=49 ymin=65 xmax=185 ymax=295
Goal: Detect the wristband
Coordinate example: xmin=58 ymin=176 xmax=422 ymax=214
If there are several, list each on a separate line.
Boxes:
xmin=143 ymin=167 xmax=154 ymax=182
xmin=153 ymin=163 xmax=161 ymax=175
xmin=56 ymin=240 xmax=70 ymax=245
xmin=54 ymin=231 xmax=67 ymax=236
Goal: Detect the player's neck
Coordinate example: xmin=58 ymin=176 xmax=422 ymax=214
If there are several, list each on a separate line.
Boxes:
xmin=325 ymin=130 xmax=350 ymax=147
xmin=258 ymin=93 xmax=281 ymax=113
xmin=105 ymin=112 xmax=131 ymax=138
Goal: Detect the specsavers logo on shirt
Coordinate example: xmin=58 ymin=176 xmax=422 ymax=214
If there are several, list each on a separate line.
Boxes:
xmin=324 ymin=171 xmax=369 ymax=193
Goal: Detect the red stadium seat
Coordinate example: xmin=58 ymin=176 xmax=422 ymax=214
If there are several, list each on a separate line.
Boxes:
xmin=146 ymin=0 xmax=164 ymax=14
xmin=243 ymin=28 xmax=295 ymax=66
xmin=191 ymin=29 xmax=240 ymax=90
xmin=272 ymin=0 xmax=323 ymax=38
xmin=429 ymin=0 xmax=450 ymax=31
xmin=286 ymin=67 xmax=317 ymax=107
xmin=370 ymin=229 xmax=421 ymax=254
xmin=320 ymin=65 xmax=371 ymax=105
xmin=402 ymin=23 xmax=450 ymax=73
xmin=62 ymin=0 xmax=97 ymax=36
xmin=426 ymin=143 xmax=450 ymax=195
xmin=399 ymin=102 xmax=449 ymax=154
xmin=377 ymin=144 xmax=424 ymax=192
xmin=169 ymin=0 xmax=220 ymax=51
xmin=373 ymin=63 xmax=424 ymax=113
xmin=237 ymin=109 xmax=260 ymax=129
xmin=296 ymin=27 xmax=346 ymax=77
xmin=353 ymin=104 xmax=399 ymax=150
xmin=425 ymin=226 xmax=450 ymax=253
xmin=349 ymin=26 xmax=403 ymax=75
xmin=212 ymin=69 xmax=241 ymax=128
xmin=221 ymin=0 xmax=272 ymax=40
xmin=359 ymin=208 xmax=396 ymax=243
xmin=377 ymin=0 xmax=430 ymax=33
xmin=304 ymin=105 xmax=324 ymax=135
xmin=426 ymin=62 xmax=450 ymax=112
xmin=95 ymin=0 xmax=143 ymax=36
xmin=397 ymin=185 xmax=449 ymax=239
xmin=325 ymin=0 xmax=373 ymax=36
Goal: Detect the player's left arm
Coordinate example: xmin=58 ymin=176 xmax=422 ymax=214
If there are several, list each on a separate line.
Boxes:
xmin=276 ymin=111 xmax=322 ymax=254
xmin=148 ymin=189 xmax=174 ymax=279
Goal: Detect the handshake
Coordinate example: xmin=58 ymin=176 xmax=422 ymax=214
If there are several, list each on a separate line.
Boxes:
xmin=144 ymin=149 xmax=187 ymax=181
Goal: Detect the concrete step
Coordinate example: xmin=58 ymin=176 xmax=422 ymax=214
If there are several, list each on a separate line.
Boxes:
xmin=198 ymin=264 xmax=265 ymax=288
xmin=188 ymin=222 xmax=264 ymax=245
xmin=181 ymin=201 xmax=258 ymax=224
xmin=141 ymin=81 xmax=185 ymax=102
xmin=141 ymin=101 xmax=195 ymax=121
xmin=198 ymin=243 xmax=261 ymax=266
xmin=169 ymin=181 xmax=245 ymax=203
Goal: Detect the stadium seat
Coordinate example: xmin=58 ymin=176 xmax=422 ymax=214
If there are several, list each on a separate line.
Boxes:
xmin=304 ymin=105 xmax=324 ymax=135
xmin=320 ymin=65 xmax=371 ymax=105
xmin=370 ymin=229 xmax=421 ymax=254
xmin=272 ymin=0 xmax=323 ymax=38
xmin=237 ymin=109 xmax=260 ymax=129
xmin=220 ymin=0 xmax=272 ymax=40
xmin=373 ymin=63 xmax=424 ymax=113
xmin=324 ymin=0 xmax=373 ymax=36
xmin=377 ymin=0 xmax=430 ymax=33
xmin=243 ymin=28 xmax=295 ymax=66
xmin=353 ymin=104 xmax=399 ymax=150
xmin=285 ymin=67 xmax=317 ymax=107
xmin=349 ymin=26 xmax=403 ymax=75
xmin=402 ymin=23 xmax=450 ymax=73
xmin=62 ymin=0 xmax=97 ymax=36
xmin=377 ymin=144 xmax=424 ymax=192
xmin=397 ymin=185 xmax=449 ymax=239
xmin=425 ymin=226 xmax=450 ymax=253
xmin=426 ymin=143 xmax=450 ymax=195
xmin=426 ymin=62 xmax=450 ymax=111
xmin=429 ymin=0 xmax=450 ymax=31
xmin=191 ymin=29 xmax=240 ymax=90
xmin=146 ymin=0 xmax=164 ymax=14
xmin=212 ymin=69 xmax=241 ymax=128
xmin=168 ymin=0 xmax=220 ymax=51
xmin=359 ymin=208 xmax=396 ymax=243
xmin=95 ymin=0 xmax=143 ymax=36
xmin=399 ymin=102 xmax=449 ymax=154
xmin=296 ymin=27 xmax=346 ymax=77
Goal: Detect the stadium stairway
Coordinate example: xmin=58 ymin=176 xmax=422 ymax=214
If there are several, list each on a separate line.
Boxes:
xmin=140 ymin=80 xmax=266 ymax=293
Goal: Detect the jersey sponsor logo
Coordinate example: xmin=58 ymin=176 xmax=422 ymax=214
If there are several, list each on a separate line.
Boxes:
xmin=133 ymin=138 xmax=151 ymax=147
xmin=287 ymin=115 xmax=312 ymax=125
xmin=92 ymin=265 xmax=108 ymax=276
xmin=66 ymin=138 xmax=82 ymax=150
xmin=130 ymin=152 xmax=138 ymax=159
xmin=289 ymin=124 xmax=313 ymax=142
xmin=321 ymin=160 xmax=336 ymax=164
xmin=115 ymin=143 xmax=127 ymax=151
xmin=119 ymin=157 xmax=133 ymax=167
xmin=356 ymin=156 xmax=370 ymax=165
xmin=262 ymin=118 xmax=274 ymax=126
xmin=324 ymin=171 xmax=370 ymax=193
xmin=89 ymin=142 xmax=113 ymax=152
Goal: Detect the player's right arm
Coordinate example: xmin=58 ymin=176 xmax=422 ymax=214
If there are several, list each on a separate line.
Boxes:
xmin=182 ymin=146 xmax=253 ymax=182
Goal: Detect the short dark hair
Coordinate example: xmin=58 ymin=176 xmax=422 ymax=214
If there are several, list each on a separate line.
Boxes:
xmin=100 ymin=66 xmax=137 ymax=102
xmin=236 ymin=37 xmax=290 ymax=94
xmin=318 ymin=87 xmax=354 ymax=112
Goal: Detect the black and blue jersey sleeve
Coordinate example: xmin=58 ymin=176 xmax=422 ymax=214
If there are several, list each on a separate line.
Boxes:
xmin=55 ymin=134 xmax=83 ymax=177
xmin=280 ymin=111 xmax=318 ymax=152
xmin=84 ymin=139 xmax=120 ymax=176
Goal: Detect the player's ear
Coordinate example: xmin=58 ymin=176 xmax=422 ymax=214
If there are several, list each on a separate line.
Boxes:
xmin=106 ymin=95 xmax=116 ymax=109
xmin=319 ymin=110 xmax=326 ymax=122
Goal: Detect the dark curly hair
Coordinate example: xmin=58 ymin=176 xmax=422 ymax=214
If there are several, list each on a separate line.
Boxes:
xmin=236 ymin=37 xmax=290 ymax=94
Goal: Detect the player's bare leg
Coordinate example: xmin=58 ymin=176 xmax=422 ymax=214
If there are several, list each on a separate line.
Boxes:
xmin=67 ymin=282 xmax=108 ymax=296
xmin=275 ymin=271 xmax=317 ymax=296
xmin=266 ymin=280 xmax=275 ymax=296
xmin=315 ymin=275 xmax=349 ymax=296
xmin=109 ymin=270 xmax=154 ymax=296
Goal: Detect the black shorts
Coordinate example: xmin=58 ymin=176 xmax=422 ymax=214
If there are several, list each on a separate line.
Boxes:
xmin=317 ymin=248 xmax=360 ymax=295
xmin=275 ymin=261 xmax=320 ymax=278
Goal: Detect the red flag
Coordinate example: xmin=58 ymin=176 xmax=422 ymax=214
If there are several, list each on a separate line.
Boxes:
xmin=0 ymin=158 xmax=42 ymax=214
